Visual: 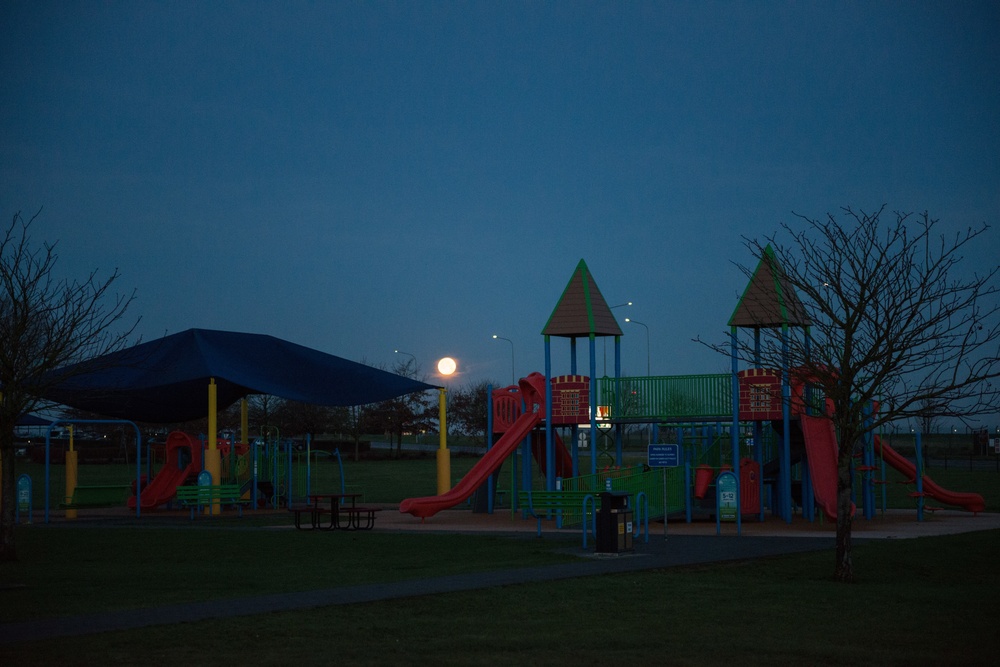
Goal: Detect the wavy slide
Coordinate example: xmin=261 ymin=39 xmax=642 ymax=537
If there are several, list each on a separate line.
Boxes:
xmin=129 ymin=464 xmax=192 ymax=510
xmin=874 ymin=437 xmax=985 ymax=513
xmin=799 ymin=415 xmax=856 ymax=521
xmin=400 ymin=408 xmax=543 ymax=519
xmin=128 ymin=430 xmax=196 ymax=510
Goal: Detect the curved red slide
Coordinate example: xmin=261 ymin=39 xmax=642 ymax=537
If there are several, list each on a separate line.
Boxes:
xmin=531 ymin=431 xmax=573 ymax=478
xmin=128 ymin=431 xmax=196 ymax=510
xmin=799 ymin=415 xmax=856 ymax=521
xmin=400 ymin=373 xmax=548 ymax=519
xmin=399 ymin=408 xmax=542 ymax=518
xmin=874 ymin=437 xmax=985 ymax=513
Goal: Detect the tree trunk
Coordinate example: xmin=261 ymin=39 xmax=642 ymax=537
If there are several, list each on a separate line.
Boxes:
xmin=834 ymin=455 xmax=854 ymax=582
xmin=0 ymin=434 xmax=17 ymax=562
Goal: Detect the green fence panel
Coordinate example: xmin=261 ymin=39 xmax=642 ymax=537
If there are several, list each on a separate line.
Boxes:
xmin=558 ymin=465 xmax=685 ymax=526
xmin=598 ymin=374 xmax=732 ymax=421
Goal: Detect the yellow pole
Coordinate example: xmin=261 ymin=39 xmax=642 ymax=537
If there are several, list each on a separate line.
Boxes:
xmin=205 ymin=378 xmax=222 ymax=515
xmin=436 ymin=387 xmax=451 ymax=495
xmin=65 ymin=425 xmax=78 ymax=520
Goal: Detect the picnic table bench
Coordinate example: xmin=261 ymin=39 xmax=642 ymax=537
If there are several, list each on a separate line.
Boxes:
xmin=60 ymin=484 xmax=130 ymax=509
xmin=338 ymin=505 xmax=381 ymax=530
xmin=174 ymin=484 xmax=250 ymax=519
xmin=289 ymin=493 xmax=381 ymax=531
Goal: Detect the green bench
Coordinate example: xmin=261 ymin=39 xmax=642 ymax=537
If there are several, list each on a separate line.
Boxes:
xmin=174 ymin=484 xmax=250 ymax=519
xmin=517 ymin=490 xmax=598 ymax=538
xmin=60 ymin=484 xmax=130 ymax=509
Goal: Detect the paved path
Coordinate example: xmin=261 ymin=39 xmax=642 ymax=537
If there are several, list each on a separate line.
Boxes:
xmin=3 ymin=507 xmax=998 ymax=644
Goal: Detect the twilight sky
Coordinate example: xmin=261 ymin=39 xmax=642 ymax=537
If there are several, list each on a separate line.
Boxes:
xmin=3 ymin=2 xmax=998 ymax=406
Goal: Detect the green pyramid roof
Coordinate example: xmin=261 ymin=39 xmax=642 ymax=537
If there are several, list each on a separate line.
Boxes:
xmin=728 ymin=245 xmax=811 ymax=328
xmin=542 ymin=259 xmax=623 ymax=337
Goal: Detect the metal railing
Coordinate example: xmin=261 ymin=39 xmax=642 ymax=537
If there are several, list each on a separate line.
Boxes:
xmin=598 ymin=374 xmax=732 ymax=421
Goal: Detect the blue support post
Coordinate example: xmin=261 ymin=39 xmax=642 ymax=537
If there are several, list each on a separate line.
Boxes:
xmin=588 ymin=334 xmax=600 ymax=470
xmin=544 ymin=335 xmax=554 ymax=490
xmin=681 ymin=427 xmax=692 ymax=523
xmin=486 ymin=383 xmax=495 ymax=514
xmin=780 ymin=325 xmax=792 ymax=522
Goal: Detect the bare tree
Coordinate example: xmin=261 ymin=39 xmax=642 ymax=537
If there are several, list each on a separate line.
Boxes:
xmin=708 ymin=206 xmax=999 ymax=583
xmin=0 ymin=210 xmax=138 ymax=561
xmin=447 ymin=380 xmax=496 ymax=442
xmin=916 ymin=397 xmax=940 ymax=436
xmin=367 ymin=359 xmax=434 ymax=457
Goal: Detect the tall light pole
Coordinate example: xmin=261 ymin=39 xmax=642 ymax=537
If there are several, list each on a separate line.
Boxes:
xmin=436 ymin=357 xmax=457 ymax=495
xmin=625 ymin=318 xmax=651 ymax=444
xmin=624 ymin=318 xmax=650 ymax=376
xmin=492 ymin=335 xmax=515 ymax=385
xmin=394 ymin=349 xmax=416 ymax=374
xmin=605 ymin=302 xmax=631 ymax=375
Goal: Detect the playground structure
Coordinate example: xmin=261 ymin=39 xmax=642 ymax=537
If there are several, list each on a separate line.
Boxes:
xmin=38 ymin=418 xmax=348 ymax=522
xmin=129 ymin=429 xmax=347 ymax=512
xmin=400 ymin=258 xmax=985 ymax=527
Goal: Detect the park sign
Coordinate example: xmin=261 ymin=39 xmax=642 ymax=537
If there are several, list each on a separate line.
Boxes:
xmin=648 ymin=443 xmax=680 ymax=467
xmin=717 ymin=472 xmax=738 ymax=522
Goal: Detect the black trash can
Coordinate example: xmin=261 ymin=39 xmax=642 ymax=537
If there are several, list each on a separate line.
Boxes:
xmin=596 ymin=491 xmax=633 ymax=554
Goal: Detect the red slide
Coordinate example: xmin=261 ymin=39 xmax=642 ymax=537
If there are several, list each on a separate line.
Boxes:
xmin=874 ymin=437 xmax=985 ymax=513
xmin=401 ymin=372 xmax=549 ymax=519
xmin=129 ymin=464 xmax=192 ymax=510
xmin=128 ymin=431 xmax=197 ymax=510
xmin=799 ymin=415 xmax=856 ymax=521
xmin=531 ymin=431 xmax=573 ymax=479
xmin=399 ymin=408 xmax=542 ymax=519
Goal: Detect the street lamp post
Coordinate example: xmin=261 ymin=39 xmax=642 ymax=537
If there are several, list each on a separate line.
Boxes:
xmin=492 ymin=335 xmax=515 ymax=385
xmin=624 ymin=318 xmax=650 ymax=376
xmin=605 ymin=302 xmax=631 ymax=375
xmin=436 ymin=357 xmax=457 ymax=495
xmin=625 ymin=317 xmax=652 ymax=445
xmin=394 ymin=349 xmax=417 ymax=374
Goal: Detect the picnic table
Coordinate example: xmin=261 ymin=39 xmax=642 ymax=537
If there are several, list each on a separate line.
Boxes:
xmin=289 ymin=493 xmax=380 ymax=531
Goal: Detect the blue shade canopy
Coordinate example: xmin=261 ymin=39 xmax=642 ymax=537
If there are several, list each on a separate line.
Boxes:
xmin=16 ymin=414 xmax=52 ymax=426
xmin=40 ymin=329 xmax=437 ymax=423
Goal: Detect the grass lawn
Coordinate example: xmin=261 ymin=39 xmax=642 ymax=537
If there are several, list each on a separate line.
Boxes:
xmin=1 ymin=523 xmax=998 ymax=666
xmin=5 ymin=448 xmax=998 ymax=664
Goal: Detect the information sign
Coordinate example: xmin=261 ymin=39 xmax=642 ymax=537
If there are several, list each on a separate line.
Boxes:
xmin=647 ymin=443 xmax=680 ymax=468
xmin=717 ymin=471 xmax=738 ymax=522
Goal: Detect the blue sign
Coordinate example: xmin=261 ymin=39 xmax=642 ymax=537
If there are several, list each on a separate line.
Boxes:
xmin=648 ymin=444 xmax=680 ymax=468
xmin=16 ymin=474 xmax=32 ymax=523
xmin=717 ymin=472 xmax=738 ymax=522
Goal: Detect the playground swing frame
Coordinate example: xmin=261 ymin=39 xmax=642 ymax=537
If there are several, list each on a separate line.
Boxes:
xmin=42 ymin=418 xmax=144 ymax=523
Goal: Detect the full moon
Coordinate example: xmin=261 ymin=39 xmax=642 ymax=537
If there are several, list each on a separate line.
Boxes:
xmin=437 ymin=357 xmax=457 ymax=375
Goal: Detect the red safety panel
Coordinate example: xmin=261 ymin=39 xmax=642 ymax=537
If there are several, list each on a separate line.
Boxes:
xmin=737 ymin=368 xmax=783 ymax=421
xmin=549 ymin=375 xmax=590 ymax=425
